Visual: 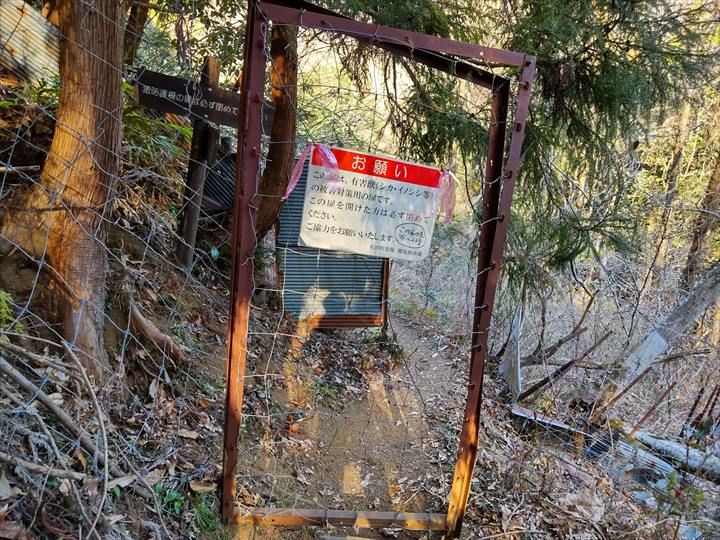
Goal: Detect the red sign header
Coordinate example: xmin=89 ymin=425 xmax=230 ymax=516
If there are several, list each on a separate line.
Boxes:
xmin=311 ymin=147 xmax=441 ymax=188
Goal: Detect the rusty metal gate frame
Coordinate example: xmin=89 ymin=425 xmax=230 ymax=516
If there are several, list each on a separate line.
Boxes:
xmin=222 ymin=1 xmax=535 ymax=537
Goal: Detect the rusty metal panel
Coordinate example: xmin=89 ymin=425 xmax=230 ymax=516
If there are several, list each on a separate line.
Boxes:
xmin=0 ymin=1 xmax=59 ymax=83
xmin=278 ymin=246 xmax=385 ymax=322
xmin=277 ymin=157 xmax=385 ymax=325
xmin=223 ymin=0 xmax=535 ymax=533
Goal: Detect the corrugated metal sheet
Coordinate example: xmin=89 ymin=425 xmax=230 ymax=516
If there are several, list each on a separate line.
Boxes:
xmin=278 ymin=247 xmax=385 ymax=320
xmin=276 ymin=159 xmax=309 ymax=244
xmin=0 ymin=1 xmax=59 ymax=83
xmin=277 ymin=156 xmax=386 ymax=324
xmin=203 ymin=155 xmax=235 ymax=209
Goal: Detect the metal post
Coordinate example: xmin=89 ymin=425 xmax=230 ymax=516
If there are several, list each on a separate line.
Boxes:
xmin=221 ymin=1 xmax=266 ymax=522
xmin=446 ymin=57 xmax=535 ymax=537
xmin=445 ymin=82 xmax=509 ymax=537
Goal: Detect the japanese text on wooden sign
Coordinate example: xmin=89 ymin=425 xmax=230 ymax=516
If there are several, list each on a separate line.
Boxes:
xmin=299 ymin=147 xmax=441 ymax=261
xmin=135 ymin=68 xmax=241 ymax=127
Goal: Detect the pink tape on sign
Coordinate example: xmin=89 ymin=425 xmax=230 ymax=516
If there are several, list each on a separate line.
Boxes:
xmin=282 ymin=143 xmax=342 ymax=201
xmin=313 ymin=144 xmax=342 ymax=191
xmin=438 ymin=167 xmax=457 ymax=222
xmin=282 ymin=144 xmax=313 ymax=201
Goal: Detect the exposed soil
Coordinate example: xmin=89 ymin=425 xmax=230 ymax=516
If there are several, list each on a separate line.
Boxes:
xmin=234 ymin=316 xmax=467 ymax=539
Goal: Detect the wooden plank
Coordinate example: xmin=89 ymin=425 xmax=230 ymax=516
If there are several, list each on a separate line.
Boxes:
xmin=232 ymin=507 xmax=447 ymax=530
xmin=177 ymin=56 xmax=220 ymax=271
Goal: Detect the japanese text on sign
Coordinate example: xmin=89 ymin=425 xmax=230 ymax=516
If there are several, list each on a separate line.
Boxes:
xmin=299 ymin=147 xmax=441 ymax=261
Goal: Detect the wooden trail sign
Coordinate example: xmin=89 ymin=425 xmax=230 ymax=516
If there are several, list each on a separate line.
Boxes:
xmin=134 ymin=62 xmax=272 ymax=270
xmin=135 ymin=67 xmax=241 ymax=127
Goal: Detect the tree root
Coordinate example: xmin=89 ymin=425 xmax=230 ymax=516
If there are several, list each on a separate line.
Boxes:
xmin=129 ymin=299 xmax=187 ymax=364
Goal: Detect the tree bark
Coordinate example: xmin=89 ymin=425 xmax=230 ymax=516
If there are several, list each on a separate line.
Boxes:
xmin=253 ymin=25 xmax=298 ymax=241
xmin=620 ymin=261 xmax=720 ymax=387
xmin=634 ymin=430 xmax=720 ymax=483
xmin=680 ymin=154 xmax=720 ymax=289
xmin=1 ymin=0 xmax=122 ymax=380
xmin=123 ymin=1 xmax=150 ymax=67
xmin=652 ymin=107 xmax=691 ymax=287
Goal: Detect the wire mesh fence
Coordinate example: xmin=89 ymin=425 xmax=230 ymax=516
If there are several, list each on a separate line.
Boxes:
xmin=0 ymin=1 xmax=718 ymax=539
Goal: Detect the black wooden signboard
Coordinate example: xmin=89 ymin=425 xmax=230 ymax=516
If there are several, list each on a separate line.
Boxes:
xmin=135 ymin=68 xmax=241 ymax=127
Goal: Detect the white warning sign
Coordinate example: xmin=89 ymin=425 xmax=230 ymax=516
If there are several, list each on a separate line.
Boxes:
xmin=299 ymin=147 xmax=442 ymax=261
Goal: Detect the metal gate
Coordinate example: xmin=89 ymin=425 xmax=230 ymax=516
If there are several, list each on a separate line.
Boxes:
xmin=222 ymin=0 xmax=535 ymax=536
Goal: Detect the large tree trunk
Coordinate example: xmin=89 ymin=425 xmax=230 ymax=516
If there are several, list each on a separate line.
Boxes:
xmin=253 ymin=25 xmax=298 ymax=241
xmin=680 ymin=154 xmax=720 ymax=289
xmin=123 ymin=1 xmax=150 ymax=66
xmin=1 ymin=0 xmax=122 ymax=380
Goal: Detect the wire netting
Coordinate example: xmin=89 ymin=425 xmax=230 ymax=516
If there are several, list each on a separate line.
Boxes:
xmin=0 ymin=3 xmax=718 ymax=540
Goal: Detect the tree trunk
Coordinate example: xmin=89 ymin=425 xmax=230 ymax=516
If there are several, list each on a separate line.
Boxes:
xmin=253 ymin=25 xmax=298 ymax=241
xmin=634 ymin=430 xmax=720 ymax=483
xmin=123 ymin=1 xmax=149 ymax=66
xmin=652 ymin=107 xmax=691 ymax=287
xmin=618 ymin=261 xmax=720 ymax=388
xmin=680 ymin=155 xmax=720 ymax=289
xmin=1 ymin=0 xmax=122 ymax=380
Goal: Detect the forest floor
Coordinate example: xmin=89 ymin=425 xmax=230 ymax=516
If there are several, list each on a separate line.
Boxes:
xmin=0 ymin=208 xmax=708 ymax=540
xmin=223 ymin=310 xmax=658 ymax=540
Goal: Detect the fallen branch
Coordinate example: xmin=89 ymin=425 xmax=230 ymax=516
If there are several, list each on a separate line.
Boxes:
xmin=0 ymin=340 xmax=78 ymax=377
xmin=692 ymin=384 xmax=720 ymax=428
xmin=592 ymin=364 xmax=654 ymax=420
xmin=0 ymin=165 xmax=41 ymax=174
xmin=0 ymin=450 xmax=86 ymax=481
xmin=0 ymin=384 xmax=95 ymax=532
xmin=653 ymin=348 xmax=711 ymax=364
xmin=129 ymin=300 xmax=187 ymax=364
xmin=0 ymin=354 xmax=121 ymax=477
xmin=518 ymin=331 xmax=611 ymax=403
xmin=0 ymin=354 xmax=153 ymax=500
xmin=522 ymin=294 xmax=595 ymax=366
xmin=627 ymin=380 xmax=677 ymax=438
xmin=64 ymin=343 xmax=108 ymax=539
xmin=633 ymin=430 xmax=720 ymax=483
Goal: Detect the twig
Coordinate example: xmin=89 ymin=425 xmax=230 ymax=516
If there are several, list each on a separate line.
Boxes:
xmin=0 ymin=340 xmax=78 ymax=377
xmin=692 ymin=384 xmax=720 ymax=428
xmin=0 ymin=385 xmax=96 ymax=537
xmin=682 ymin=387 xmax=705 ymax=437
xmin=0 ymin=165 xmax=41 ymax=173
xmin=518 ymin=331 xmax=612 ymax=402
xmin=0 ymin=450 xmax=86 ymax=481
xmin=595 ymin=365 xmax=655 ymax=417
xmin=0 ymin=331 xmax=65 ymax=349
xmin=0 ymin=355 xmax=120 ymax=476
xmin=653 ymin=348 xmax=711 ymax=364
xmin=628 ymin=381 xmax=678 ymax=438
xmin=523 ymin=293 xmax=597 ymax=366
xmin=64 ymin=343 xmax=108 ymax=539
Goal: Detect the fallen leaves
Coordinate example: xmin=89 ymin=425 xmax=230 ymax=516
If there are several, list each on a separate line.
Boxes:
xmin=189 ymin=480 xmax=216 ymax=493
xmin=178 ymin=428 xmax=200 ymax=440
xmin=0 ymin=473 xmax=22 ymax=501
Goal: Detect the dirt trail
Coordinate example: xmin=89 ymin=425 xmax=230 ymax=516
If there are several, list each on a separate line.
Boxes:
xmin=237 ymin=315 xmax=467 ymax=539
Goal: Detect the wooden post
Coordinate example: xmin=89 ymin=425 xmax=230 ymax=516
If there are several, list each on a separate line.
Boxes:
xmin=177 ymin=56 xmax=220 ymax=271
